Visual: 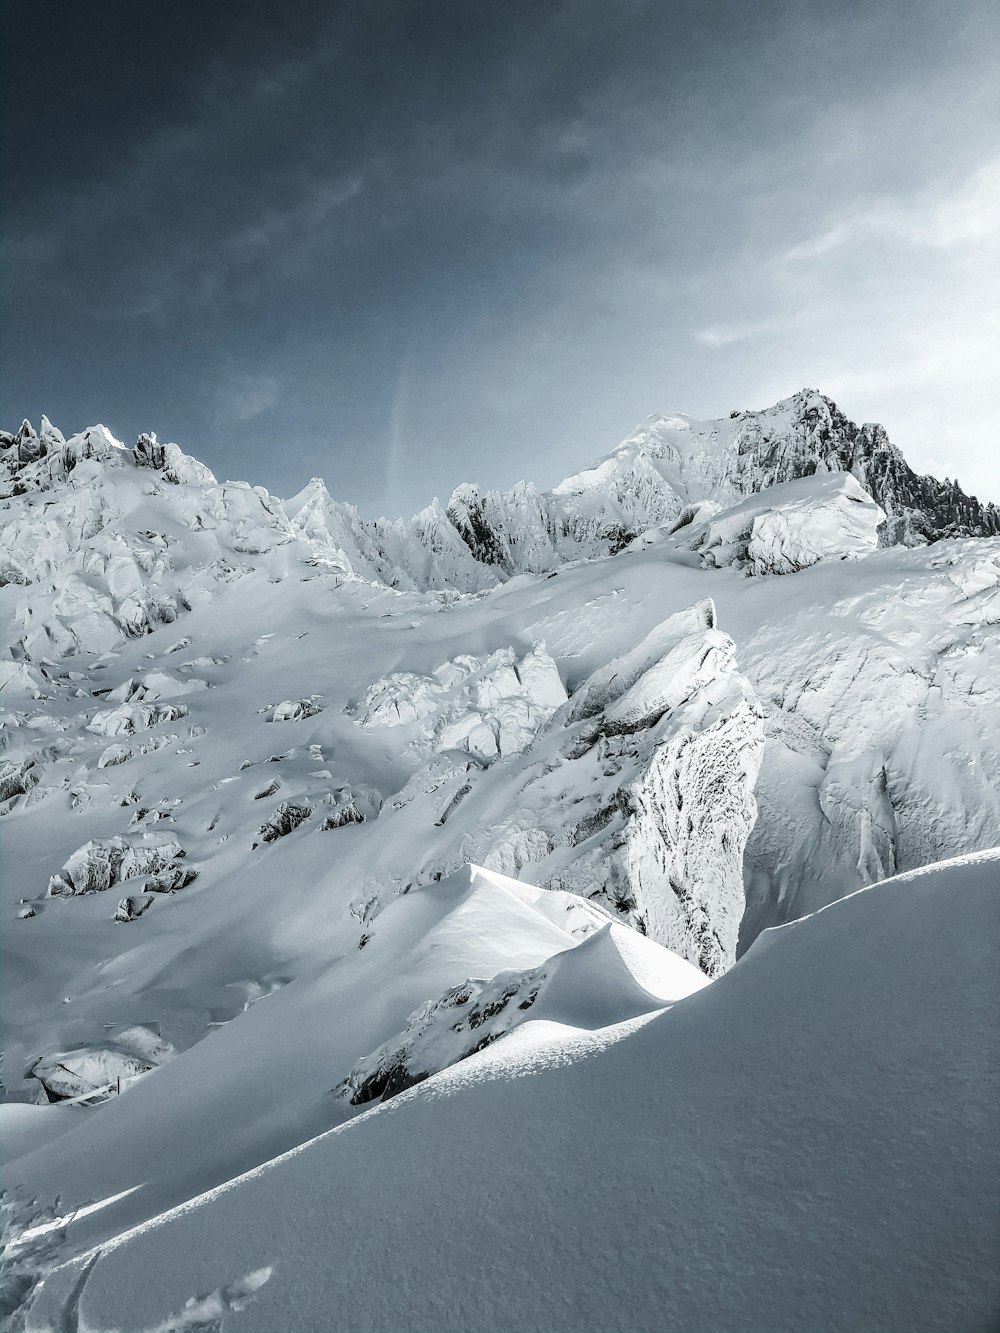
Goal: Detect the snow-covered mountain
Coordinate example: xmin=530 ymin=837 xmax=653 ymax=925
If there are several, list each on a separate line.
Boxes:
xmin=5 ymin=390 xmax=995 ymax=597
xmin=1 ymin=393 xmax=997 ymax=1330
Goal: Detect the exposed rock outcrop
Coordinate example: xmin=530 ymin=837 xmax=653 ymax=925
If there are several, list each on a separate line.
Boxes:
xmin=254 ymin=800 xmax=312 ymax=846
xmin=337 ymin=966 xmax=545 ymax=1104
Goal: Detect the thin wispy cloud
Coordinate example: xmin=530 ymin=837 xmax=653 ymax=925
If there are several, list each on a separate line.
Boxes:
xmin=782 ymin=156 xmax=1000 ymax=262
xmin=216 ymin=374 xmax=282 ymax=424
xmin=694 ymin=319 xmax=788 ymax=349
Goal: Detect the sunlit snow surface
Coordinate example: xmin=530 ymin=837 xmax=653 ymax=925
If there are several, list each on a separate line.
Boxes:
xmin=1 ymin=404 xmax=999 ymax=1330
xmin=12 ymin=852 xmax=1000 ymax=1332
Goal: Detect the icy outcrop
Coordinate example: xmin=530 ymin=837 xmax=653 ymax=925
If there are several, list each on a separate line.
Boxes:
xmin=0 ymin=756 xmax=40 ymax=807
xmin=269 ymin=699 xmax=322 ymax=723
xmin=0 ymin=419 xmax=127 ymax=499
xmin=284 ymin=478 xmax=496 ymax=592
xmin=254 ymin=800 xmax=312 ymax=845
xmin=107 ymin=672 xmax=207 ymax=702
xmin=97 ymin=735 xmax=175 ymax=768
xmin=337 ymin=966 xmax=545 ymax=1104
xmin=351 ymin=645 xmax=567 ymax=763
xmin=738 ymin=539 xmax=1000 ymax=949
xmin=389 ymin=602 xmax=766 ymax=974
xmin=142 ymin=864 xmax=198 ymax=893
xmin=679 ymin=473 xmax=885 ymax=574
xmin=45 ymin=834 xmax=184 ymax=897
xmin=30 ymin=1025 xmax=175 ymax=1103
xmin=447 ymin=481 xmax=559 ymax=574
xmin=0 ymin=420 xmax=298 ymax=666
xmin=320 ymin=785 xmax=382 ymax=830
xmin=114 ymin=892 xmax=156 ymax=922
xmin=347 ymin=604 xmax=762 ymax=973
xmin=132 ymin=432 xmax=216 ymax=486
xmin=87 ymin=701 xmax=189 ymax=737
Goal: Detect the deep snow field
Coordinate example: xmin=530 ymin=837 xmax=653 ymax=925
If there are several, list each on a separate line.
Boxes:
xmin=1 ymin=395 xmax=998 ymax=1331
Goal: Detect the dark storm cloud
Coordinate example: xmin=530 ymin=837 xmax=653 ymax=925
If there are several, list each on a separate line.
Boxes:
xmin=4 ymin=0 xmax=998 ymax=509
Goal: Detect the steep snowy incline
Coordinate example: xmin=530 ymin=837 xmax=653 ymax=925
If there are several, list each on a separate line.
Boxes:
xmin=22 ymin=849 xmax=1000 ymax=1333
xmin=347 ymin=599 xmax=764 ymax=974
xmin=2 ymin=865 xmax=706 ymax=1293
xmin=2 ymin=464 xmax=997 ymax=1119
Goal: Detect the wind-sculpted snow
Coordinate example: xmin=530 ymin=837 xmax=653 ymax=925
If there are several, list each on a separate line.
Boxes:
xmin=364 ymin=600 xmax=765 ymax=973
xmin=1 ymin=398 xmax=997 ymax=1330
xmin=16 ymin=852 xmax=999 ymax=1333
xmin=337 ymin=909 xmax=710 ymax=1107
xmin=677 ymin=471 xmax=884 ymax=574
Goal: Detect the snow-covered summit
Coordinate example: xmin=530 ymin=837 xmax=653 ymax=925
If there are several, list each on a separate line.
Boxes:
xmin=550 ymin=388 xmax=998 ymax=551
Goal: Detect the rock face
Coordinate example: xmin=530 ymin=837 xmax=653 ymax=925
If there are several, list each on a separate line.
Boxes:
xmin=678 ymin=472 xmax=885 ymax=575
xmin=415 ymin=390 xmax=999 ymax=578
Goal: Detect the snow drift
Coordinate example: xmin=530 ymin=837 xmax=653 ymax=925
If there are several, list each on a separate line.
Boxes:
xmin=16 ymin=850 xmax=1000 ymax=1333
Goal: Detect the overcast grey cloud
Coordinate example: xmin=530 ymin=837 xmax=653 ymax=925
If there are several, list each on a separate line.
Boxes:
xmin=3 ymin=0 xmax=998 ymax=511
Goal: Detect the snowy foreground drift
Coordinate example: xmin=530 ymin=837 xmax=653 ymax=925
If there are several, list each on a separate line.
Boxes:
xmin=9 ymin=851 xmax=1000 ymax=1332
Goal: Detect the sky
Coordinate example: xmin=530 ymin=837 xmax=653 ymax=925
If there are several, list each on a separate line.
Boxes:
xmin=3 ymin=0 xmax=998 ymax=514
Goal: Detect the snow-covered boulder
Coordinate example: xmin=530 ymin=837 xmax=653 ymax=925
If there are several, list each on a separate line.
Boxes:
xmin=114 ymin=892 xmax=156 ymax=922
xmin=107 ymin=671 xmax=207 ymax=703
xmin=30 ymin=1025 xmax=175 ymax=1102
xmin=254 ymin=800 xmax=312 ymax=846
xmin=269 ymin=699 xmax=322 ymax=723
xmin=46 ymin=834 xmax=184 ymax=897
xmin=132 ymin=432 xmax=216 ymax=487
xmin=0 ymin=756 xmax=40 ymax=806
xmin=320 ymin=785 xmax=382 ymax=830
xmin=350 ymin=645 xmax=567 ymax=764
xmin=679 ymin=472 xmax=884 ymax=574
xmin=87 ymin=701 xmax=189 ymax=737
xmin=337 ymin=965 xmax=546 ymax=1104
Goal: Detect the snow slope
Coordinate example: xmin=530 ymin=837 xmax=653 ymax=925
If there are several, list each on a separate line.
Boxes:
xmin=16 ymin=849 xmax=1000 ymax=1333
xmin=2 ymin=396 xmax=998 ymax=1330
xmin=1 ymin=411 xmax=997 ymax=1094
